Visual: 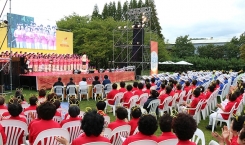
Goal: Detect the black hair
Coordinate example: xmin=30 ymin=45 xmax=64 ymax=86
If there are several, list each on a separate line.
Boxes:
xmin=104 ymin=75 xmax=108 ymax=79
xmin=112 ymin=83 xmax=117 ymax=89
xmin=146 ymin=83 xmax=151 ymax=89
xmin=8 ymin=102 xmax=23 ymax=117
xmin=126 ymin=84 xmax=133 ymax=91
xmin=138 ymin=114 xmax=158 ymax=135
xmin=120 ymin=81 xmax=126 ymax=88
xmin=192 ymin=80 xmax=197 ymax=86
xmin=94 ymin=76 xmax=99 ymax=81
xmin=159 ymin=113 xmax=173 ymax=132
xmin=160 ymin=83 xmax=165 ymax=89
xmin=68 ymin=105 xmax=80 ymax=118
xmin=116 ymin=107 xmax=128 ymax=120
xmin=173 ymin=113 xmax=197 ymax=140
xmin=208 ymin=85 xmax=215 ymax=92
xmin=232 ymin=116 xmax=245 ymax=132
xmin=151 ymin=78 xmax=155 ymax=83
xmin=166 ymin=86 xmax=172 ymax=94
xmin=176 ymin=84 xmax=182 ymax=90
xmin=58 ymin=77 xmax=61 ymax=81
xmin=29 ymin=96 xmax=38 ymax=106
xmin=145 ymin=79 xmax=150 ymax=83
xmin=216 ymin=80 xmax=220 ymax=85
xmin=229 ymin=93 xmax=237 ymax=102
xmin=173 ymin=80 xmax=178 ymax=85
xmin=39 ymin=89 xmax=46 ymax=97
xmin=53 ymin=100 xmax=61 ymax=109
xmin=0 ymin=96 xmax=5 ymax=105
xmin=151 ymin=90 xmax=159 ymax=98
xmin=138 ymin=83 xmax=144 ymax=89
xmin=193 ymin=88 xmax=200 ymax=98
xmin=133 ymin=82 xmax=138 ymax=88
xmin=239 ymin=127 xmax=245 ymax=141
xmin=82 ymin=77 xmax=86 ymax=81
xmin=185 ymin=81 xmax=190 ymax=86
xmin=199 ymin=86 xmax=205 ymax=93
xmin=96 ymin=101 xmax=106 ymax=111
xmin=81 ymin=110 xmax=104 ymax=137
xmin=38 ymin=101 xmax=56 ymax=120
xmin=131 ymin=106 xmax=142 ymax=119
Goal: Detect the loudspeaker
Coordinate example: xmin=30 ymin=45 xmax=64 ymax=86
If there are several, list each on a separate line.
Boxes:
xmin=0 ymin=71 xmax=3 ymax=85
xmin=132 ymin=27 xmax=144 ymax=62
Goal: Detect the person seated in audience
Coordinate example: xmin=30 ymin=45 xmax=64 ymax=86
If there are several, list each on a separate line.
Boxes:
xmin=184 ymin=81 xmax=191 ymax=97
xmin=143 ymin=90 xmax=159 ymax=115
xmin=191 ymin=80 xmax=197 ymax=91
xmin=175 ymin=84 xmax=182 ymax=94
xmin=102 ymin=75 xmax=111 ymax=87
xmin=158 ymin=113 xmax=177 ymax=141
xmin=24 ymin=96 xmax=38 ymax=111
xmin=212 ymin=115 xmax=245 ymax=145
xmin=132 ymin=81 xmax=138 ymax=92
xmin=199 ymin=86 xmax=207 ymax=110
xmin=38 ymin=89 xmax=46 ymax=103
xmin=206 ymin=93 xmax=237 ymax=130
xmin=78 ymin=77 xmax=87 ymax=99
xmin=122 ymin=114 xmax=158 ymax=145
xmin=182 ymin=88 xmax=200 ymax=115
xmin=215 ymin=79 xmax=220 ymax=90
xmin=158 ymin=83 xmax=166 ymax=94
xmin=0 ymin=96 xmax=7 ymax=109
xmin=60 ymin=105 xmax=81 ymax=126
xmin=118 ymin=81 xmax=127 ymax=93
xmin=122 ymin=85 xmax=134 ymax=108
xmin=128 ymin=106 xmax=142 ymax=135
xmin=150 ymin=78 xmax=156 ymax=87
xmin=2 ymin=98 xmax=25 ymax=120
xmin=15 ymin=90 xmax=26 ymax=104
xmin=144 ymin=83 xmax=151 ymax=95
xmin=29 ymin=101 xmax=61 ymax=145
xmin=64 ymin=98 xmax=80 ymax=119
xmin=66 ymin=77 xmax=76 ymax=94
xmin=172 ymin=113 xmax=197 ymax=145
xmin=0 ymin=123 xmax=7 ymax=145
xmin=173 ymin=80 xmax=178 ymax=90
xmin=96 ymin=101 xmax=107 ymax=116
xmin=92 ymin=76 xmax=101 ymax=87
xmin=204 ymin=85 xmax=215 ymax=100
xmin=55 ymin=110 xmax=110 ymax=145
xmin=158 ymin=86 xmax=172 ymax=110
xmin=53 ymin=77 xmax=64 ymax=87
xmin=28 ymin=106 xmax=41 ymax=132
xmin=106 ymin=83 xmax=119 ymax=105
xmin=134 ymin=82 xmax=144 ymax=96
xmin=53 ymin=99 xmax=61 ymax=117
xmin=108 ymin=107 xmax=128 ymax=130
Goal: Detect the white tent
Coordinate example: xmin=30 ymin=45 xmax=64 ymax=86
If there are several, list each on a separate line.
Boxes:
xmin=175 ymin=61 xmax=193 ymax=65
xmin=158 ymin=61 xmax=175 ymax=64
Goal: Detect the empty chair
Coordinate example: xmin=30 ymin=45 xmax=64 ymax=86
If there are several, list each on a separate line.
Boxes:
xmin=53 ymin=86 xmax=64 ymax=101
xmin=104 ymin=84 xmax=113 ymax=95
xmin=158 ymin=139 xmax=178 ymax=145
xmin=191 ymin=128 xmax=205 ymax=145
xmin=93 ymin=84 xmax=104 ymax=101
xmin=66 ymin=85 xmax=77 ymax=102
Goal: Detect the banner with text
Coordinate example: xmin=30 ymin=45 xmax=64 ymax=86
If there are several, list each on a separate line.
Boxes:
xmin=150 ymin=41 xmax=158 ymax=75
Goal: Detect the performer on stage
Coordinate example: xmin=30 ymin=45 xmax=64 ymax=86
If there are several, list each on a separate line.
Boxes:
xmin=81 ymin=53 xmax=87 ymax=70
xmin=33 ymin=55 xmax=38 ymax=72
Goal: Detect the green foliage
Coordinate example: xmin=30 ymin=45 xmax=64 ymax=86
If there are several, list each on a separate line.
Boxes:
xmin=240 ymin=44 xmax=245 ymax=62
xmin=91 ymin=4 xmax=101 ymax=20
xmin=171 ymin=35 xmax=195 ymax=58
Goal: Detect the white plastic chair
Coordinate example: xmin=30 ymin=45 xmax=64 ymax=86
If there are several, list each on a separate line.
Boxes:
xmin=106 ymin=92 xmax=124 ymax=116
xmin=103 ymin=128 xmax=112 ymax=139
xmin=0 ymin=109 xmax=8 ymax=115
xmin=158 ymin=139 xmax=178 ymax=145
xmin=84 ymin=142 xmax=112 ymax=145
xmin=132 ymin=127 xmax=139 ymax=135
xmin=212 ymin=104 xmax=236 ymax=132
xmin=186 ymin=100 xmax=203 ymax=125
xmin=93 ymin=84 xmax=104 ymax=101
xmin=32 ymin=128 xmax=69 ymax=145
xmin=110 ymin=125 xmax=131 ymax=145
xmin=24 ymin=110 xmax=37 ymax=125
xmin=104 ymin=116 xmax=110 ymax=127
xmin=128 ymin=140 xmax=158 ymax=145
xmin=0 ymin=134 xmax=2 ymax=145
xmin=62 ymin=120 xmax=83 ymax=143
xmin=169 ymin=93 xmax=179 ymax=114
xmin=208 ymin=140 xmax=219 ymax=145
xmin=53 ymin=86 xmax=64 ymax=101
xmin=66 ymin=85 xmax=77 ymax=102
xmin=65 ymin=111 xmax=84 ymax=119
xmin=138 ymin=93 xmax=148 ymax=107
xmin=53 ymin=116 xmax=62 ymax=123
xmin=159 ymin=96 xmax=172 ymax=116
xmin=191 ymin=128 xmax=205 ymax=145
xmin=147 ymin=99 xmax=160 ymax=115
xmin=218 ymin=84 xmax=227 ymax=102
xmin=104 ymin=84 xmax=113 ymax=95
xmin=79 ymin=85 xmax=89 ymax=101
xmin=124 ymin=95 xmax=139 ymax=120
xmin=1 ymin=120 xmax=28 ymax=145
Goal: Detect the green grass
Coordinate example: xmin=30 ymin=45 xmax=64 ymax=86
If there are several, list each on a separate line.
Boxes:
xmin=4 ymin=89 xmax=222 ymax=144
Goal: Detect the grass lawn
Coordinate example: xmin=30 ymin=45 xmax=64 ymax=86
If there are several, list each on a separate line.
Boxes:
xmin=3 ymin=88 xmax=222 ymax=144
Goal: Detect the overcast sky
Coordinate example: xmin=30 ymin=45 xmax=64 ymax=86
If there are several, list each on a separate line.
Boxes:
xmin=0 ymin=0 xmax=245 ymax=42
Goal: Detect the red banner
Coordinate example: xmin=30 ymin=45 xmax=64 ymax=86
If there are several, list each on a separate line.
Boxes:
xmin=150 ymin=41 xmax=158 ymax=75
xmin=36 ymin=71 xmax=135 ymax=90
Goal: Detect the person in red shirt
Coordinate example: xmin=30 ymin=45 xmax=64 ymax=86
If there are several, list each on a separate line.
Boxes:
xmin=150 ymin=78 xmax=156 ymax=87
xmin=183 ymin=88 xmax=200 ymax=115
xmin=134 ymin=83 xmax=145 ymax=104
xmin=158 ymin=83 xmax=166 ymax=94
xmin=0 ymin=124 xmax=7 ymax=145
xmin=158 ymin=86 xmax=172 ymax=109
xmin=106 ymin=83 xmax=119 ymax=105
xmin=204 ymin=85 xmax=215 ymax=100
xmin=60 ymin=105 xmax=81 ymax=127
xmin=108 ymin=107 xmax=128 ymax=131
xmin=96 ymin=101 xmax=107 ymax=116
xmin=118 ymin=81 xmax=127 ymax=93
xmin=184 ymin=81 xmax=191 ymax=96
xmin=175 ymin=84 xmax=182 ymax=95
xmin=122 ymin=85 xmax=134 ymax=108
xmin=38 ymin=89 xmax=46 ymax=102
xmin=28 ymin=106 xmax=41 ymax=132
xmin=172 ymin=113 xmax=197 ymax=145
xmin=206 ymin=93 xmax=237 ymax=130
xmin=191 ymin=80 xmax=197 ymax=91
xmin=0 ymin=96 xmax=7 ymax=109
xmin=128 ymin=106 xmax=142 ymax=135
xmin=144 ymin=83 xmax=151 ymax=96
xmin=199 ymin=86 xmax=207 ymax=109
xmin=132 ymin=82 xmax=138 ymax=92
xmin=24 ymin=96 xmax=37 ymax=112
xmin=158 ymin=113 xmax=177 ymax=142
xmin=56 ymin=110 xmax=110 ymax=145
xmin=122 ymin=114 xmax=158 ymax=145
xmin=29 ymin=101 xmax=61 ymax=145
xmin=53 ymin=99 xmax=61 ymax=117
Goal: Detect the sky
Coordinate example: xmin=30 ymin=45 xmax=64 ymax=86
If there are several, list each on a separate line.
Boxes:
xmin=0 ymin=0 xmax=245 ymax=42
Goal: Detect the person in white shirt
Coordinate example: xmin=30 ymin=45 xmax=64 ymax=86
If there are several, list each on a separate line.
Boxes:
xmin=79 ymin=77 xmax=88 ymax=100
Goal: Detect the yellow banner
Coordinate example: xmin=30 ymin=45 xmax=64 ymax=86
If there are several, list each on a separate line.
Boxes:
xmin=0 ymin=28 xmax=73 ymax=54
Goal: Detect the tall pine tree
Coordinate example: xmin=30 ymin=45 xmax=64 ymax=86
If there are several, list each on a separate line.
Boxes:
xmin=116 ymin=1 xmax=122 ymax=21
xmin=101 ymin=3 xmax=109 ymax=19
xmin=91 ymin=4 xmax=101 ymax=19
xmin=122 ymin=1 xmax=129 ymax=20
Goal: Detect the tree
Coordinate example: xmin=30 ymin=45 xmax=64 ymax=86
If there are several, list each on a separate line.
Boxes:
xmin=101 ymin=3 xmax=109 ymax=19
xmin=122 ymin=1 xmax=129 ymax=20
xmin=240 ymin=44 xmax=245 ymax=62
xmin=138 ymin=0 xmax=144 ymax=7
xmin=115 ymin=1 xmax=122 ymax=21
xmin=91 ymin=4 xmax=101 ymax=19
xmin=172 ymin=35 xmax=195 ymax=58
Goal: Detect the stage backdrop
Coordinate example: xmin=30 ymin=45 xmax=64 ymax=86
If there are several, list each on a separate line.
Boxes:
xmin=150 ymin=41 xmax=158 ymax=75
xmin=0 ymin=13 xmax=73 ymax=54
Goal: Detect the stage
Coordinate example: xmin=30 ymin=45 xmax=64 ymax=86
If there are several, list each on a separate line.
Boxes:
xmin=19 ymin=71 xmax=135 ymax=90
